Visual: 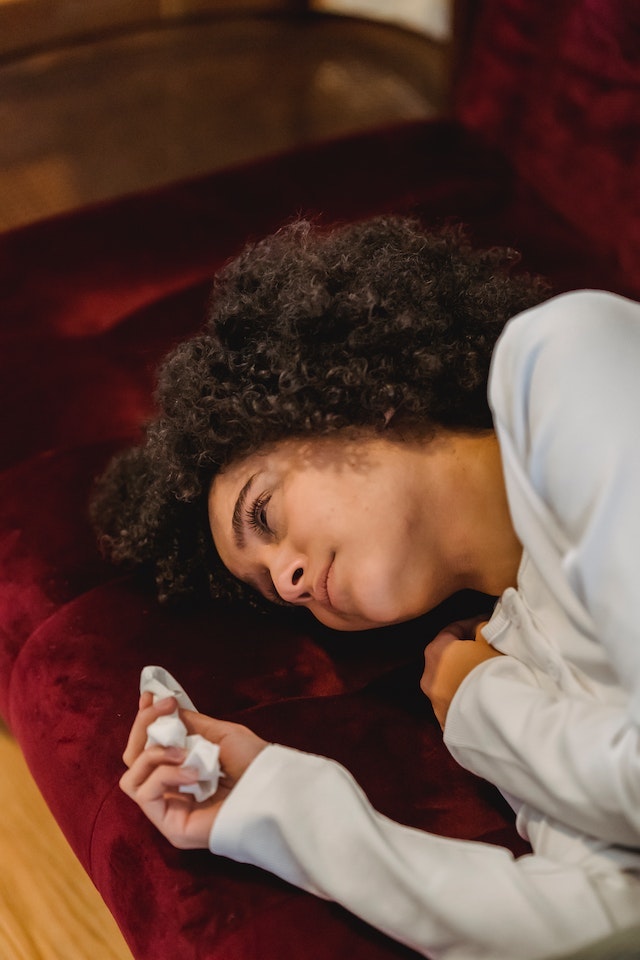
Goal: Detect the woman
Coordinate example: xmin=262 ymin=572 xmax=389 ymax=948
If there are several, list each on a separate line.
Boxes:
xmin=93 ymin=218 xmax=640 ymax=959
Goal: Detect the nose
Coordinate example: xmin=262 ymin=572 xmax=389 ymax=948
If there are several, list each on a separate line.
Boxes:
xmin=272 ymin=557 xmax=312 ymax=604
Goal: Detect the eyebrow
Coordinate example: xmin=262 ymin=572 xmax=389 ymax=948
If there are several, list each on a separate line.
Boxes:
xmin=231 ymin=473 xmax=257 ymax=550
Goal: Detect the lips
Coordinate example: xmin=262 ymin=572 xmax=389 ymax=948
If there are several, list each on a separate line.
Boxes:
xmin=316 ymin=554 xmax=335 ymax=608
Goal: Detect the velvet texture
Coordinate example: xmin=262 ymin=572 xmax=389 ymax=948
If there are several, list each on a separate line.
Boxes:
xmin=455 ymin=0 xmax=640 ymax=297
xmin=0 ymin=2 xmax=637 ymax=958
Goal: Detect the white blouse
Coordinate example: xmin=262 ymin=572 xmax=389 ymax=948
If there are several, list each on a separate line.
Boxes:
xmin=210 ymin=291 xmax=640 ymax=960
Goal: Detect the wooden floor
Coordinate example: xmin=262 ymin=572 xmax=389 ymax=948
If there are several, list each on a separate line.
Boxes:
xmin=0 ymin=11 xmax=448 ymax=959
xmin=0 ymin=725 xmax=135 ymax=960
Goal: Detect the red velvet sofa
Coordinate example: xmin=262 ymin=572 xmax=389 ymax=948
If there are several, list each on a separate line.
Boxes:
xmin=1 ymin=2 xmax=638 ymax=958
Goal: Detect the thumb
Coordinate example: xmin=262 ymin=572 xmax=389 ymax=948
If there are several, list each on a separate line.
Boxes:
xmin=180 ymin=711 xmax=269 ymax=780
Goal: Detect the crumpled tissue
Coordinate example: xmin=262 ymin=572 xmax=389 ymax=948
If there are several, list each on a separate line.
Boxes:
xmin=140 ymin=665 xmax=221 ymax=802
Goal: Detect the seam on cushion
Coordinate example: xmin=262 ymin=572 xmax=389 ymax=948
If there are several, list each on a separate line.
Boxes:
xmin=5 ymin=622 xmax=129 ymax=875
xmin=1 ymin=432 xmax=138 ymax=727
xmin=88 ymin=776 xmax=128 ymax=878
xmin=5 ymin=604 xmax=75 ymax=732
xmin=88 ymin=777 xmax=309 ymax=958
xmin=5 ymin=573 xmax=134 ymax=731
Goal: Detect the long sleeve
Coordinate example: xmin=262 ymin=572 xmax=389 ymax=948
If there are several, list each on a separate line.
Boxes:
xmin=210 ymin=744 xmax=619 ymax=960
xmin=444 ymin=290 xmax=640 ymax=847
xmin=444 ymin=654 xmax=640 ymax=846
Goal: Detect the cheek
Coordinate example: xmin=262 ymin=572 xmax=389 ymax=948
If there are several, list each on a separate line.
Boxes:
xmin=342 ymin=551 xmax=428 ymax=625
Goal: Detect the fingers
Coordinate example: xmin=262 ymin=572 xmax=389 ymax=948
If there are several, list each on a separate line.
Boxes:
xmin=138 ymin=690 xmax=153 ymax=711
xmin=122 ymin=695 xmax=178 ymax=768
xmin=122 ymin=702 xmax=267 ymax=800
xmin=425 ymin=631 xmax=457 ymax=659
xmin=120 ymin=741 xmax=223 ymax=849
xmin=181 ymin=710 xmax=244 ymax=741
xmin=182 ymin=711 xmax=268 ymax=780
xmin=122 ymin=699 xmax=246 ymax=774
xmin=421 ymin=634 xmax=504 ymax=722
xmin=120 ymin=745 xmax=198 ymax=804
xmin=119 ymin=705 xmax=268 ymax=850
xmin=437 ymin=622 xmax=468 ymax=642
xmin=434 ymin=614 xmax=491 ymax=643
xmin=119 ymin=745 xmax=206 ymax=847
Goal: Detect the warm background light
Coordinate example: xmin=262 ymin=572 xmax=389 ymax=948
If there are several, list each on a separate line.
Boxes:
xmin=313 ymin=0 xmax=451 ymax=40
xmin=0 ymin=6 xmax=450 ymax=958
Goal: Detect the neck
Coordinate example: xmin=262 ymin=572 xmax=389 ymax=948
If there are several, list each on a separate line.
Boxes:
xmin=426 ymin=430 xmax=522 ymax=597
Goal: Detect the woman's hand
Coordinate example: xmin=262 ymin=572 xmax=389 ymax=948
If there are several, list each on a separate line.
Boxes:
xmin=420 ymin=616 xmax=502 ymax=729
xmin=119 ymin=693 xmax=268 ymax=849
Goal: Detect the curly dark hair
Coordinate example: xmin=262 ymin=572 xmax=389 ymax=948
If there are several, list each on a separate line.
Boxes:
xmin=90 ymin=216 xmax=549 ymax=605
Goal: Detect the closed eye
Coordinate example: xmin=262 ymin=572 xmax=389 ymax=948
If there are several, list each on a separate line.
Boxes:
xmin=245 ymin=490 xmax=273 ymax=537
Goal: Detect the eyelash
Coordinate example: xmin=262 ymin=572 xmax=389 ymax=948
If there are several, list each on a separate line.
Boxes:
xmin=245 ymin=490 xmax=273 ymax=537
xmin=244 ymin=491 xmax=293 ymax=608
xmin=245 ymin=491 xmax=294 ymax=607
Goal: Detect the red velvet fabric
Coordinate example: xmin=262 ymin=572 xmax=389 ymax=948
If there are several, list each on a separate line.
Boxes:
xmin=0 ymin=3 xmax=637 ymax=957
xmin=455 ymin=0 xmax=640 ymax=298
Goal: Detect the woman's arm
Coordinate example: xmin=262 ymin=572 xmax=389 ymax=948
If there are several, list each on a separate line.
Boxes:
xmin=444 ymin=654 xmax=640 ymax=845
xmin=120 ymin=697 xmax=618 ymax=960
xmin=444 ymin=290 xmax=640 ymax=847
xmin=209 ymin=741 xmax=621 ymax=960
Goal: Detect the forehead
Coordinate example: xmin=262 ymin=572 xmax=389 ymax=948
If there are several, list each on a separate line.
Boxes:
xmin=207 ymin=436 xmax=349 ymax=539
xmin=210 ymin=431 xmax=380 ymax=507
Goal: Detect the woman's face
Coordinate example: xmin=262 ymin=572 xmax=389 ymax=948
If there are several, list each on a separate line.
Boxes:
xmin=208 ymin=433 xmax=464 ymax=631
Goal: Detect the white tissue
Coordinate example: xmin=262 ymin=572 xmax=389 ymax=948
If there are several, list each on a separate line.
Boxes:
xmin=140 ymin=665 xmax=221 ymax=802
xmin=140 ymin=665 xmax=198 ymax=711
xmin=181 ymin=736 xmax=222 ymax=802
xmin=145 ymin=714 xmax=188 ymax=749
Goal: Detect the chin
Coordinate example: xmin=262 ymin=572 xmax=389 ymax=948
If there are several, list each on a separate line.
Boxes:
xmin=358 ymin=590 xmax=429 ymax=627
xmin=343 ymin=601 xmax=422 ymax=632
xmin=310 ymin=605 xmax=385 ymax=632
xmin=313 ymin=581 xmax=430 ymax=632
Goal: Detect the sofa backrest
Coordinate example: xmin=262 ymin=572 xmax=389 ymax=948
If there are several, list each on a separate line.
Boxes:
xmin=454 ymin=0 xmax=640 ymax=296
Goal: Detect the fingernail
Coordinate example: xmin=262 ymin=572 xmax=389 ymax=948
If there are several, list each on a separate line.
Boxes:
xmin=165 ymin=747 xmax=186 ymax=761
xmin=156 ymin=696 xmax=176 ymax=710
